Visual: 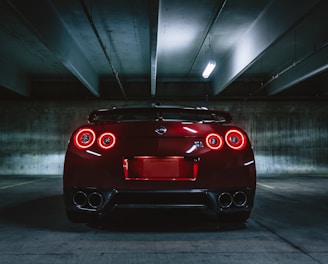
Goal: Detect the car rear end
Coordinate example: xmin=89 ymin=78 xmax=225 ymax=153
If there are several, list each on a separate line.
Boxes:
xmin=63 ymin=106 xmax=256 ymax=223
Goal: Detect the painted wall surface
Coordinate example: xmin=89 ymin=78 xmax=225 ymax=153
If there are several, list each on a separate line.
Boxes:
xmin=1 ymin=100 xmax=327 ymax=176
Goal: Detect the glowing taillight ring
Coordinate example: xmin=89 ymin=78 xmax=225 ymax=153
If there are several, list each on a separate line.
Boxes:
xmin=206 ymin=133 xmax=224 ymax=150
xmin=225 ymin=129 xmax=246 ymax=150
xmin=97 ymin=132 xmax=116 ymax=150
xmin=73 ymin=128 xmax=96 ymax=149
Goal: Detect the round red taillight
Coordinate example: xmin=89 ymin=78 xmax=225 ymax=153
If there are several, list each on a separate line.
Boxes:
xmin=206 ymin=133 xmax=224 ymax=150
xmin=97 ymin=132 xmax=116 ymax=150
xmin=225 ymin=129 xmax=247 ymax=150
xmin=73 ymin=128 xmax=96 ymax=149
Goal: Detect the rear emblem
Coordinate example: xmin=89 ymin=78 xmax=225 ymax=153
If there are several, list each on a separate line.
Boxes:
xmin=155 ymin=126 xmax=167 ymax=135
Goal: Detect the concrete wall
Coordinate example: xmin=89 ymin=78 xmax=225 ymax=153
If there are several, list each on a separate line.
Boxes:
xmin=1 ymin=100 xmax=327 ymax=176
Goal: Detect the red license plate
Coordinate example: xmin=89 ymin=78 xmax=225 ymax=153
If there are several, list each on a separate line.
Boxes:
xmin=123 ymin=156 xmax=198 ymax=181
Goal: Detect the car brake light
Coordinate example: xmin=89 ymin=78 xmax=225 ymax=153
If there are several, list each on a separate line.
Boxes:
xmin=206 ymin=133 xmax=224 ymax=150
xmin=97 ymin=132 xmax=116 ymax=150
xmin=73 ymin=128 xmax=96 ymax=149
xmin=225 ymin=129 xmax=246 ymax=150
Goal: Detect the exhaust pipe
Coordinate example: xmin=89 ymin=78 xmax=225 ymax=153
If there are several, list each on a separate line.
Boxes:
xmin=73 ymin=191 xmax=87 ymax=207
xmin=218 ymin=192 xmax=233 ymax=208
xmin=233 ymin=191 xmax=247 ymax=207
xmin=88 ymin=192 xmax=104 ymax=209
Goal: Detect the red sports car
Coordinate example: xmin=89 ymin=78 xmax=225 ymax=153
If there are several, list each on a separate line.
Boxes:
xmin=63 ymin=105 xmax=256 ymax=223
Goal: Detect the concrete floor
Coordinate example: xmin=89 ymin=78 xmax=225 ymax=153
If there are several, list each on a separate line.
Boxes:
xmin=0 ymin=175 xmax=327 ymax=264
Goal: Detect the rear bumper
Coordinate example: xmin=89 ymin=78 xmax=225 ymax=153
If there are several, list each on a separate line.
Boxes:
xmin=64 ymin=187 xmax=255 ymax=222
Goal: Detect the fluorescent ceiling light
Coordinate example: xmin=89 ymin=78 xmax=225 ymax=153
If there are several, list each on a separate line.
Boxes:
xmin=202 ymin=61 xmax=216 ymax=79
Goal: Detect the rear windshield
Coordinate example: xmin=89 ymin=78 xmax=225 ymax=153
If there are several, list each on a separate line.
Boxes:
xmin=88 ymin=107 xmax=231 ymax=124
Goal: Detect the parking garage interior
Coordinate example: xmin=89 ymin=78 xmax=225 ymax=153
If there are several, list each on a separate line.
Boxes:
xmin=1 ymin=0 xmax=328 ymax=263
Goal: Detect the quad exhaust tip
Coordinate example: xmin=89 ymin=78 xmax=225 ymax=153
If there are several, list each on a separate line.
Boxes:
xmin=73 ymin=191 xmax=88 ymax=207
xmin=88 ymin=192 xmax=104 ymax=208
xmin=233 ymin=191 xmax=247 ymax=207
xmin=218 ymin=191 xmax=247 ymax=208
xmin=73 ymin=191 xmax=103 ymax=209
xmin=73 ymin=189 xmax=246 ymax=210
xmin=218 ymin=192 xmax=233 ymax=208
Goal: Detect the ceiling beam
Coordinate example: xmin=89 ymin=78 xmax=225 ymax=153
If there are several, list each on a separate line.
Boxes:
xmin=150 ymin=0 xmax=160 ymax=97
xmin=80 ymin=0 xmax=126 ymax=99
xmin=187 ymin=0 xmax=226 ymax=76
xmin=7 ymin=0 xmax=99 ymax=97
xmin=212 ymin=0 xmax=320 ymax=96
xmin=265 ymin=43 xmax=328 ymax=95
xmin=0 ymin=57 xmax=29 ymax=96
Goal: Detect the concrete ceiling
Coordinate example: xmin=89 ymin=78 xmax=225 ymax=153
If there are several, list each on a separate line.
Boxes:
xmin=0 ymin=0 xmax=327 ymax=100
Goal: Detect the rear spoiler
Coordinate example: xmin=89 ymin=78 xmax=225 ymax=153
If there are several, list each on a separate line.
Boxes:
xmin=87 ymin=106 xmax=232 ymax=124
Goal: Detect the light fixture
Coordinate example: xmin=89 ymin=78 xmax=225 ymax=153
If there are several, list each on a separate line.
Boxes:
xmin=202 ymin=60 xmax=216 ymax=79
